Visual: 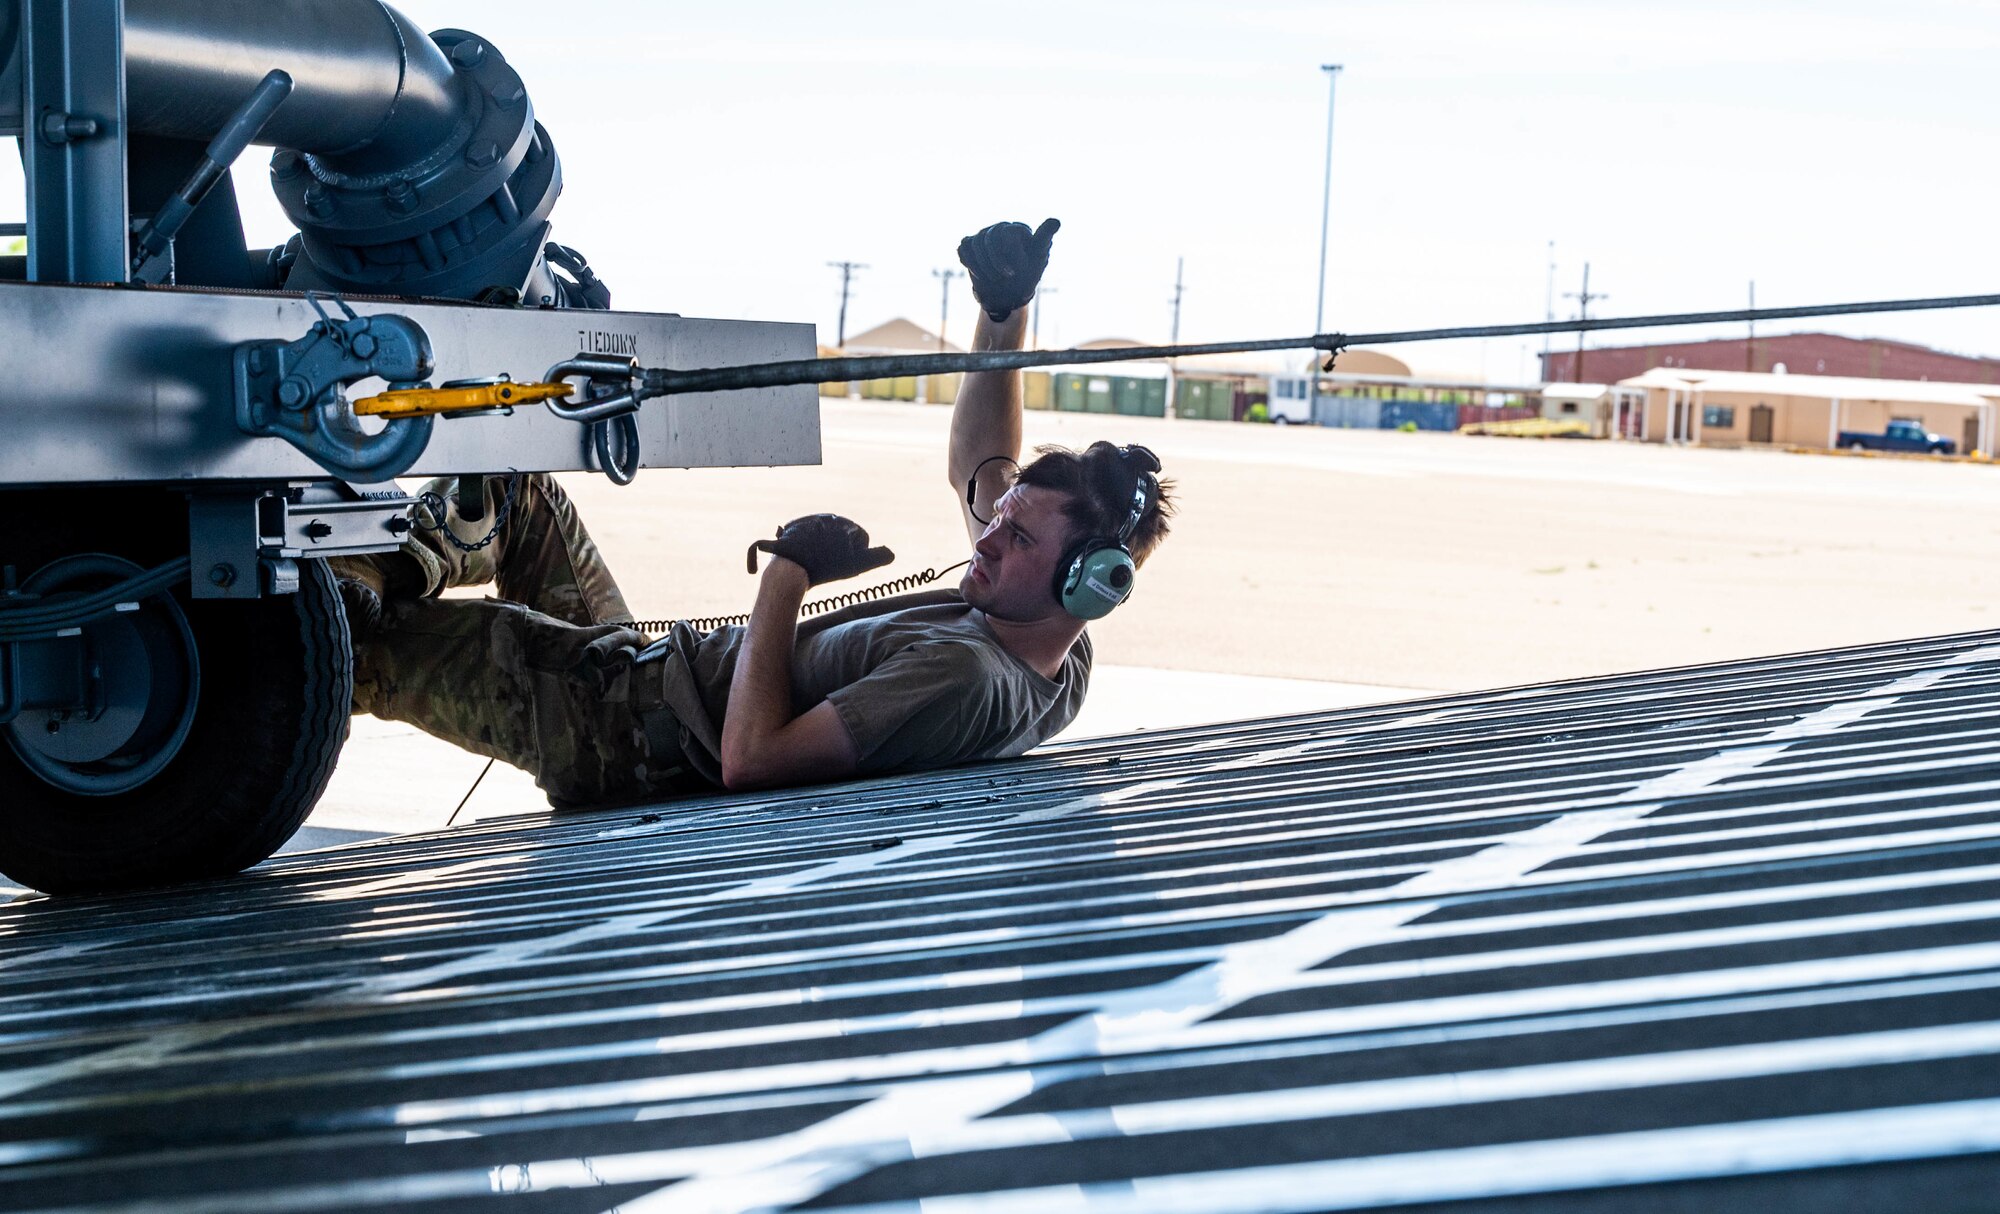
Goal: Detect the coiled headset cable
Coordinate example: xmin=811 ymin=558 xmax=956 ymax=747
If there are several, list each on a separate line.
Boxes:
xmin=634 ymin=560 xmax=969 ymax=634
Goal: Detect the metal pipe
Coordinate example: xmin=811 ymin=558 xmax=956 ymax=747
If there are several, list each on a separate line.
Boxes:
xmin=0 ymin=0 xmax=457 ymax=163
xmin=119 ymin=0 xmax=459 ymax=169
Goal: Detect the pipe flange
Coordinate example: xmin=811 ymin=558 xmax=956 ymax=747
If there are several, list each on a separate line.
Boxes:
xmin=269 ymin=29 xmax=562 ymax=300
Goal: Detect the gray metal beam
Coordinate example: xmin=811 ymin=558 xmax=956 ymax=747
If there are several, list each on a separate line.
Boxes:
xmin=0 ymin=284 xmax=821 ymax=483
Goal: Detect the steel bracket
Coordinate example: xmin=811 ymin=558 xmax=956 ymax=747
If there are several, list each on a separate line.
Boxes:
xmin=0 ymin=566 xmax=89 ymax=723
xmin=0 ymin=634 xmax=89 ymax=725
xmin=21 ymin=0 xmax=127 ymax=283
xmin=188 ymin=482 xmax=416 ymax=599
xmin=260 ymin=482 xmax=417 ymax=560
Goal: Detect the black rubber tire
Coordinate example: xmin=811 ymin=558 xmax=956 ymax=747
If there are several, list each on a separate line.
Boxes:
xmin=0 ymin=501 xmax=352 ymax=895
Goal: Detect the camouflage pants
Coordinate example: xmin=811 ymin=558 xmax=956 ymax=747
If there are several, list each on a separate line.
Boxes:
xmin=334 ymin=473 xmax=695 ymax=808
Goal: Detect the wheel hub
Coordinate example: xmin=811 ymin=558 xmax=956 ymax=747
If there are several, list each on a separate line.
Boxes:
xmin=4 ymin=554 xmax=201 ymax=796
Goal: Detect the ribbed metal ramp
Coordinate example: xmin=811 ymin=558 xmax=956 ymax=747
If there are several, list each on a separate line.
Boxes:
xmin=6 ymin=632 xmax=2000 ymax=1213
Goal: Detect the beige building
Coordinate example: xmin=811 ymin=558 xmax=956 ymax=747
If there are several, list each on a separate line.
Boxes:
xmin=1622 ymin=367 xmax=2000 ymax=453
xmin=824 ymin=318 xmax=964 ymax=404
xmin=1540 ymin=383 xmax=1647 ymax=438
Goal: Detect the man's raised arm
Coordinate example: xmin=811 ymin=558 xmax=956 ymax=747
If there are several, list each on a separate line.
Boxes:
xmin=721 ymin=516 xmax=891 ymax=790
xmin=949 ymin=218 xmax=1059 ymax=544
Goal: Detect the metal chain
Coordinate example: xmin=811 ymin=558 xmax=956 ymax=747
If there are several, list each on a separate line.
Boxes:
xmin=415 ymin=472 xmax=523 ymax=554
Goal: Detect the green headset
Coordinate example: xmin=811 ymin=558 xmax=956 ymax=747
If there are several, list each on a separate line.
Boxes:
xmin=1054 ymin=445 xmax=1161 ymax=621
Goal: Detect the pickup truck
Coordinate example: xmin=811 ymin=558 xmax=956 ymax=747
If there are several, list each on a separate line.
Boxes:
xmin=1838 ymin=420 xmax=1957 ymax=455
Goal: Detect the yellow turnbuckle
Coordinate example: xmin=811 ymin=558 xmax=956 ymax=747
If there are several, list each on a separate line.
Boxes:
xmin=351 ymin=379 xmax=575 ymax=419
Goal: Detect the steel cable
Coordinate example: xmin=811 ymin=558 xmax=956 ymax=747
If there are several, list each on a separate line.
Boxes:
xmin=636 ymin=291 xmax=2000 ymax=398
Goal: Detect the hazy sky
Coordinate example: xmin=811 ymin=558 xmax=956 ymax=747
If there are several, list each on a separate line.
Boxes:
xmin=23 ymin=1 xmax=2000 ymax=378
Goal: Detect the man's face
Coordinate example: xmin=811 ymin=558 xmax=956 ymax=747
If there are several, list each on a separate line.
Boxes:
xmin=961 ymin=484 xmax=1078 ymax=623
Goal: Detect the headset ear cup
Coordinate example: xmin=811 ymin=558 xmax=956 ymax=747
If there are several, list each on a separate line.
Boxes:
xmin=1059 ymin=545 xmax=1136 ymax=621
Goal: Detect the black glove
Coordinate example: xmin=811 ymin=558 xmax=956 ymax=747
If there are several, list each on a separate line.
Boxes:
xmin=957 ymin=217 xmax=1061 ymax=322
xmin=746 ymin=513 xmax=894 ymax=586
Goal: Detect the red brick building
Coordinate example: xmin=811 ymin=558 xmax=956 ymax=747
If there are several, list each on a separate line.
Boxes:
xmin=1540 ymin=333 xmax=2000 ymax=386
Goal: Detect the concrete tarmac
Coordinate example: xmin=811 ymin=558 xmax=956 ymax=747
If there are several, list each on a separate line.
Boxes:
xmin=306 ymin=399 xmax=2000 ymax=836
xmin=551 ymin=401 xmax=2000 ymax=688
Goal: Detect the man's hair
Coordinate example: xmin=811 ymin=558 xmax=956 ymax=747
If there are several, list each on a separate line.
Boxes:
xmin=1014 ymin=441 xmax=1176 ymax=565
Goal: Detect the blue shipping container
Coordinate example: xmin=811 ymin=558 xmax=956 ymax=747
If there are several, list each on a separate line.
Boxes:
xmin=1378 ymin=401 xmax=1460 ymax=431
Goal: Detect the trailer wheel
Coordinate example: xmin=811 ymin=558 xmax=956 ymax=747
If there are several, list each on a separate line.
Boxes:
xmin=0 ymin=555 xmax=351 ymax=895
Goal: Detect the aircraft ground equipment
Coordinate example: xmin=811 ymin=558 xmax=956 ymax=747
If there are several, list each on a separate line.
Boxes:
xmin=0 ymin=0 xmax=819 ymax=893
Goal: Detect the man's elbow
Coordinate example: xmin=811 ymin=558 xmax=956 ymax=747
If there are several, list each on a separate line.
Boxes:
xmin=719 ymin=761 xmax=762 ymax=792
xmin=718 ymin=743 xmax=769 ymax=792
xmin=718 ymin=706 xmax=860 ymax=791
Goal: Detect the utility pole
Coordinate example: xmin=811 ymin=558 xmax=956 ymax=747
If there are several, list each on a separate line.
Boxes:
xmin=1563 ymin=262 xmax=1606 ymax=383
xmin=1746 ymin=280 xmax=1756 ymax=371
xmin=1310 ymin=63 xmax=1342 ymax=421
xmin=1031 ymin=286 xmax=1057 ymax=349
xmin=825 ymin=260 xmax=866 ymax=347
xmin=931 ymin=268 xmax=960 ymax=351
xmin=1541 ymin=240 xmax=1555 ymax=375
xmin=1167 ymin=258 xmax=1186 ymax=420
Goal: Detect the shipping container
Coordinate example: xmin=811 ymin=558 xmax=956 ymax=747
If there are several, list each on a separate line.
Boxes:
xmin=1055 ymin=374 xmax=1118 ymax=413
xmin=1378 ymin=400 xmax=1460 ymax=431
xmin=922 ymin=373 xmax=961 ymax=404
xmin=1114 ymin=377 xmax=1166 ymax=417
xmin=1054 ymin=374 xmax=1087 ymax=412
xmin=1054 ymin=371 xmax=1168 ymax=415
xmin=1024 ymin=371 xmax=1053 ymax=410
xmin=1174 ymin=378 xmax=1237 ymax=422
xmin=1311 ymin=395 xmax=1382 ymax=429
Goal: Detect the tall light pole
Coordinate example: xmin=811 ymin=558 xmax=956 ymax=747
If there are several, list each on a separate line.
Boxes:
xmin=1031 ymin=286 xmax=1057 ymax=349
xmin=1310 ymin=63 xmax=1343 ymax=424
xmin=932 ymin=268 xmax=961 ymax=351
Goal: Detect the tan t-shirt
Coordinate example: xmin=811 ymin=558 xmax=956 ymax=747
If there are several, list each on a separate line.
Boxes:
xmin=643 ymin=589 xmax=1091 ymax=784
